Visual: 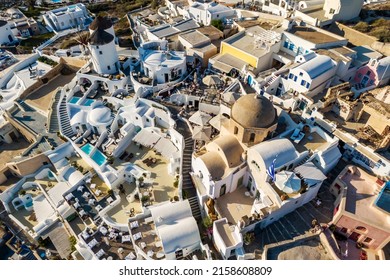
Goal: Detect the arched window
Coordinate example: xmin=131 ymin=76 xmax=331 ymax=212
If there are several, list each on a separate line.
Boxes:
xmin=356 ymin=226 xmax=367 ymax=232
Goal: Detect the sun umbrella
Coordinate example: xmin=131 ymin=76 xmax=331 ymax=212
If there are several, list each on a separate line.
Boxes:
xmin=275 ymin=171 xmax=301 ymax=194
xmin=209 ymin=114 xmax=228 ymax=130
xmin=188 ymin=110 xmax=212 ymax=126
xmin=192 ymin=125 xmax=212 ymax=142
xmin=202 ymin=75 xmax=222 ymax=86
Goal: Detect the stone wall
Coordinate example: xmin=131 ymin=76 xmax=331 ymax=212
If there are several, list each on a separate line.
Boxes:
xmin=331 ymin=22 xmax=390 ymax=56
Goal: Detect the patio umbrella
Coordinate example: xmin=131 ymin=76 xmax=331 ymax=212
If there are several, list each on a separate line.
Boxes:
xmin=275 ymin=171 xmax=301 ymax=194
xmin=188 ymin=110 xmax=212 ymax=126
xmin=192 ymin=125 xmax=212 ymax=142
xmin=202 ymin=75 xmax=222 ymax=86
xmin=209 ymin=114 xmax=228 ymax=130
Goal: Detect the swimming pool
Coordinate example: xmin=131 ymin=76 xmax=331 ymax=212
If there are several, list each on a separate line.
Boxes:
xmin=81 ymin=143 xmax=107 ymax=166
xmin=69 ymin=97 xmax=80 ymax=104
xmin=81 ymin=143 xmax=94 ymax=155
xmin=52 ymin=0 xmax=62 ymax=3
xmin=91 ymin=150 xmax=107 ymax=166
xmin=83 ymin=99 xmax=95 ymax=106
xmin=375 ymin=181 xmax=390 ymax=213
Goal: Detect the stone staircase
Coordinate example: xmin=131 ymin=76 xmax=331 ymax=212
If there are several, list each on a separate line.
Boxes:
xmin=182 ymin=137 xmax=194 ymax=191
xmin=58 ymin=96 xmax=74 ymax=138
xmin=48 ymin=90 xmax=62 ymax=133
xmin=188 ymin=196 xmax=201 ymax=220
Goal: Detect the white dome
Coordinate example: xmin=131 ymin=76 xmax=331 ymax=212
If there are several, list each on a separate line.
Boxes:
xmin=88 ymin=106 xmax=112 ymax=126
xmin=144 ymin=52 xmax=166 ymax=66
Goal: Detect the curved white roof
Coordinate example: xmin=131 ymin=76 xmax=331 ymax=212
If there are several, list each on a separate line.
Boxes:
xmin=144 ymin=51 xmax=185 ymax=67
xmin=87 ymin=106 xmax=112 ymax=126
xmin=70 ymin=110 xmax=87 ymax=126
xmin=150 ymin=201 xmax=201 ymax=254
xmin=250 ymin=138 xmax=299 ymax=169
xmin=298 ymin=55 xmax=335 ymax=79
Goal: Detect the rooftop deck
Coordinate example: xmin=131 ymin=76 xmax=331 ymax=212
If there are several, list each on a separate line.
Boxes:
xmin=114 ymin=143 xmax=177 ymax=203
xmin=10 ymin=188 xmax=42 ymax=229
xmin=289 ymin=26 xmax=340 ymax=45
xmin=131 ymin=218 xmax=164 ymax=260
xmin=80 ymin=225 xmax=135 ymax=260
xmin=106 ymin=183 xmax=142 ymax=224
xmin=216 ymin=187 xmax=254 ymax=225
xmin=341 ymin=167 xmax=390 ymax=231
xmin=25 ymin=72 xmax=76 ymax=113
xmin=290 ymin=131 xmax=328 ymax=154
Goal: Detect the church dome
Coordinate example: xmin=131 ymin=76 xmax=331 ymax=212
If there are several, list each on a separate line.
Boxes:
xmin=231 ymin=94 xmax=276 ymax=128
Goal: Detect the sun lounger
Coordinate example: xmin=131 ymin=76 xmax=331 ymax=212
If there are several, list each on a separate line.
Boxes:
xmin=130 ymin=221 xmax=139 ymax=229
xmin=125 ymin=252 xmax=136 ymax=260
xmin=133 ymin=232 xmax=142 ymax=241
xmin=96 ymin=249 xmax=105 ymax=259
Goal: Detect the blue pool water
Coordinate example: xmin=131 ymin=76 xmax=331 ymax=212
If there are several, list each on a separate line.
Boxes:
xmin=69 ymin=97 xmax=80 ymax=104
xmin=91 ymin=150 xmax=107 ymax=166
xmin=52 ymin=0 xmax=62 ymax=3
xmin=376 ymin=181 xmax=390 ymax=213
xmin=81 ymin=143 xmax=94 ymax=155
xmin=81 ymin=143 xmax=107 ymax=166
xmin=25 ymin=200 xmax=33 ymax=208
xmin=83 ymin=99 xmax=95 ymax=106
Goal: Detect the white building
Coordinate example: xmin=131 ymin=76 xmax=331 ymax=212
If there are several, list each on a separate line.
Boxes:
xmin=43 ymin=3 xmax=91 ymax=32
xmin=88 ymin=17 xmax=119 ymax=75
xmin=150 ymin=201 xmax=202 ymax=260
xmin=294 ymin=0 xmax=364 ymax=27
xmin=287 ymin=54 xmax=337 ymax=95
xmin=188 ymin=1 xmax=236 ymax=26
xmin=131 ymin=40 xmax=187 ymax=97
xmin=0 ymin=19 xmax=17 ymax=45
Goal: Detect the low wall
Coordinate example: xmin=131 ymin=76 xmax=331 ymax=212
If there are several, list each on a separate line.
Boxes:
xmin=333 ymin=22 xmax=390 ymax=56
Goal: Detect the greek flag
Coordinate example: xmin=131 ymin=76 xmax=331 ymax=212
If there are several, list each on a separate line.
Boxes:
xmin=266 ymin=158 xmax=276 ymax=182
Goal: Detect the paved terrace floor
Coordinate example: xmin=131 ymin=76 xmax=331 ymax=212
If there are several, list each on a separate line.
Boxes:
xmin=106 ymin=182 xmax=143 ymax=224
xmin=113 ymin=143 xmax=177 ymax=203
xmin=216 ymin=187 xmax=254 ymax=225
xmin=25 ymin=72 xmax=76 ymax=113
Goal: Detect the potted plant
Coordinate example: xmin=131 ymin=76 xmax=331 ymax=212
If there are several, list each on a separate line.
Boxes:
xmin=243 ymin=232 xmax=255 ymax=245
xmin=138 ymin=176 xmax=144 ymax=187
xmin=19 ymin=190 xmax=26 ymax=197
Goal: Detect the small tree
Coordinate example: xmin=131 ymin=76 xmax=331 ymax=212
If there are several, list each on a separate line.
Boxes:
xmin=211 ymin=19 xmax=224 ymax=31
xmin=202 ymin=216 xmax=213 ymax=229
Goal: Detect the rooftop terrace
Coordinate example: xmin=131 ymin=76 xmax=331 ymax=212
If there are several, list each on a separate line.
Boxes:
xmin=341 ymin=167 xmax=390 ymax=231
xmin=216 ymin=187 xmax=254 ymax=225
xmin=288 ymin=26 xmax=341 ymax=45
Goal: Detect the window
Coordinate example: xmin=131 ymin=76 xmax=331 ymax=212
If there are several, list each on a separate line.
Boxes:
xmin=99 ymin=51 xmax=102 ymax=55
xmin=289 ymin=73 xmax=294 ymax=79
xmin=306 ymin=83 xmax=310 ymax=89
xmin=329 ymin=8 xmax=335 ymax=14
xmin=299 ymin=72 xmax=303 ymax=76
xmin=366 ymin=70 xmax=371 ymax=76
xmin=293 ymin=76 xmax=297 ymax=82
xmin=301 ymin=80 xmax=306 ymax=86
xmin=107 ymin=65 xmax=111 ymax=70
xmin=96 ymin=46 xmax=99 ymax=49
xmin=249 ymin=133 xmax=256 ymax=143
xmin=364 ymin=237 xmax=373 ymax=243
xmin=356 ymin=226 xmax=367 ymax=232
xmin=234 ymin=126 xmax=238 ymax=135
